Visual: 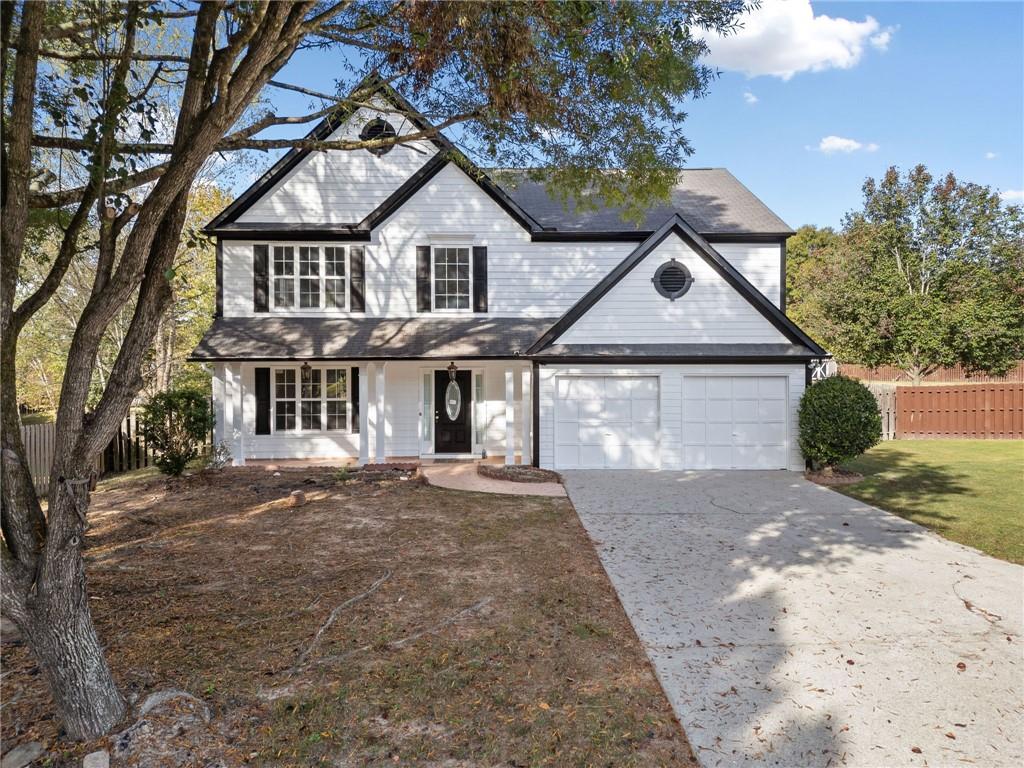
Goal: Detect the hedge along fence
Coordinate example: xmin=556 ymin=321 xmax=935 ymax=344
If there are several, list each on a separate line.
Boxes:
xmin=896 ymin=383 xmax=1023 ymax=440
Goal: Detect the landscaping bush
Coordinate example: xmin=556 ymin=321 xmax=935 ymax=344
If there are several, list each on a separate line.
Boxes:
xmin=798 ymin=375 xmax=882 ymax=470
xmin=139 ymin=388 xmax=215 ymax=476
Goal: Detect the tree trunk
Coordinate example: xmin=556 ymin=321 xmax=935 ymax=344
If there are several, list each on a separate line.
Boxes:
xmin=3 ymin=468 xmax=126 ymax=740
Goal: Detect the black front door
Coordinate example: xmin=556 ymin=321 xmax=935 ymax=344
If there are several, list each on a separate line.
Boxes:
xmin=434 ymin=369 xmax=472 ymax=453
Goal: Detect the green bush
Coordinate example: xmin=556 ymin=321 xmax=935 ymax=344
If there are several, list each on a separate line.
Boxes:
xmin=139 ymin=388 xmax=214 ymax=476
xmin=798 ymin=375 xmax=882 ymax=470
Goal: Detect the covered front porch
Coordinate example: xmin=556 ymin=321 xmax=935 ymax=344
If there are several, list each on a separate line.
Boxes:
xmin=213 ymin=359 xmax=535 ymax=467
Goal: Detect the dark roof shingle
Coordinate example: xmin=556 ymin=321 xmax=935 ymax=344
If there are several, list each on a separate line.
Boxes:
xmin=189 ymin=316 xmax=557 ymax=361
xmin=493 ymin=168 xmax=793 ymax=235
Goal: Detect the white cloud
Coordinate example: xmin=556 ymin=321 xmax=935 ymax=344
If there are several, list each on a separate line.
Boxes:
xmin=870 ymin=26 xmax=898 ymax=51
xmin=743 ymin=90 xmax=758 ymax=105
xmin=810 ymin=135 xmax=879 ymax=154
xmin=985 ymin=151 xmax=998 ymax=160
xmin=703 ymin=0 xmax=896 ymax=80
xmin=1000 ymin=189 xmax=1024 ymax=203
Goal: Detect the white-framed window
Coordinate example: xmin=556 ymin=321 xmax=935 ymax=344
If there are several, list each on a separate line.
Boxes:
xmin=432 ymin=246 xmax=471 ymax=311
xmin=273 ymin=366 xmax=351 ymax=433
xmin=270 ymin=244 xmax=347 ymax=312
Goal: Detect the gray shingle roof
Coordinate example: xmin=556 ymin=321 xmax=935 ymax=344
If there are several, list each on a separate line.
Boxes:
xmin=492 ymin=168 xmax=793 ymax=235
xmin=189 ymin=316 xmax=558 ymax=361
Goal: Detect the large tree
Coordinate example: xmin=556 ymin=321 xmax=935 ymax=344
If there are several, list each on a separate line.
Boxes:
xmin=790 ymin=166 xmax=1024 ymax=382
xmin=1 ymin=0 xmax=751 ymax=739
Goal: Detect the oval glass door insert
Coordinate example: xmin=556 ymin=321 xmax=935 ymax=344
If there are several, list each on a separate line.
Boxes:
xmin=445 ymin=380 xmax=462 ymax=420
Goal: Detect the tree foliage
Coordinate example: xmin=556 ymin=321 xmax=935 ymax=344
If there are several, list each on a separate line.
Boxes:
xmin=788 ymin=166 xmax=1024 ymax=382
xmin=798 ymin=375 xmax=882 ymax=470
xmin=139 ymin=387 xmax=214 ymax=476
xmin=1 ymin=0 xmax=753 ymax=739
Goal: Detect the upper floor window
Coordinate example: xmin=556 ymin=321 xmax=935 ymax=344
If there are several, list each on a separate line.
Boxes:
xmin=272 ymin=245 xmax=347 ymax=311
xmin=432 ymin=246 xmax=471 ymax=311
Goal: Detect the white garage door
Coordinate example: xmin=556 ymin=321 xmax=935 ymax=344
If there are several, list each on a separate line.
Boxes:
xmin=555 ymin=376 xmax=660 ymax=469
xmin=683 ymin=376 xmax=788 ymax=469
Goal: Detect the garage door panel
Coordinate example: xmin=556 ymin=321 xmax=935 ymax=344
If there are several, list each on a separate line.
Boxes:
xmin=681 ymin=375 xmax=789 ymax=470
xmin=631 ymin=399 xmax=659 ymax=421
xmin=708 ymin=399 xmax=733 ymax=421
xmin=554 ymin=375 xmax=660 ymax=469
xmin=758 ymin=399 xmax=786 ymax=420
xmin=758 ymin=377 xmax=787 ymax=398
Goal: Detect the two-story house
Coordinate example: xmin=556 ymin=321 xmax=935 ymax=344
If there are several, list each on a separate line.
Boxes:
xmin=191 ymin=76 xmax=827 ymax=471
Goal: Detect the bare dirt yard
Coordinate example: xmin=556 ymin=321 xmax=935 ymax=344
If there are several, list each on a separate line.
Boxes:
xmin=2 ymin=466 xmax=695 ymax=767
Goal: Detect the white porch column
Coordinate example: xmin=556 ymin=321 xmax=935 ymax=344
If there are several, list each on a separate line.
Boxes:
xmin=358 ymin=364 xmax=369 ymax=464
xmin=520 ymin=366 xmax=531 ymax=466
xmin=505 ymin=367 xmax=515 ymax=465
xmin=224 ymin=364 xmax=244 ymax=466
xmin=375 ymin=362 xmax=386 ymax=463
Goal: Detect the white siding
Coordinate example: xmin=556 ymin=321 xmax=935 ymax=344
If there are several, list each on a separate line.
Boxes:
xmin=713 ymin=242 xmax=782 ymax=307
xmin=538 ymin=363 xmax=806 ymax=471
xmin=215 ymin=360 xmax=529 ymax=462
xmin=559 ymin=233 xmax=789 ymax=345
xmin=222 ymin=163 xmax=637 ymax=318
xmin=237 ymin=105 xmax=437 ymax=225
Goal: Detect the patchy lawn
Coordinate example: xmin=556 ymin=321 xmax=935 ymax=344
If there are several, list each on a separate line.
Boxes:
xmin=840 ymin=440 xmax=1024 ymax=564
xmin=2 ymin=466 xmax=694 ymax=767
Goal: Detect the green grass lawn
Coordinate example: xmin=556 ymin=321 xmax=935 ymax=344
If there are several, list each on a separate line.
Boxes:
xmin=840 ymin=440 xmax=1024 ymax=564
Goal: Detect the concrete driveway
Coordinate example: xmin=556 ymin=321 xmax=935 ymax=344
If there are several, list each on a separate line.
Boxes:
xmin=563 ymin=470 xmax=1023 ymax=768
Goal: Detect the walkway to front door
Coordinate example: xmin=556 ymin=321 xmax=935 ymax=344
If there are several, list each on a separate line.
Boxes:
xmin=563 ymin=470 xmax=1023 ymax=768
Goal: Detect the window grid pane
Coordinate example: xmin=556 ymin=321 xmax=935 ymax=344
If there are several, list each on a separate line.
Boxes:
xmin=273 ymin=246 xmax=294 ymax=275
xmin=300 ymin=278 xmax=320 ymax=308
xmin=434 ymin=247 xmax=470 ymax=310
xmin=274 ymin=278 xmax=294 ymax=308
xmin=325 ymin=369 xmax=347 ymax=430
xmin=325 ymin=247 xmax=345 ymax=277
xmin=325 ymin=278 xmax=345 ymax=309
xmin=299 ymin=247 xmax=319 ymax=276
xmin=301 ymin=401 xmax=322 ymax=430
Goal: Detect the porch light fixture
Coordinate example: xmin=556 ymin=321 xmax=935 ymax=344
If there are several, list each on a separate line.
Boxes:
xmin=447 ymin=361 xmax=458 ymax=379
xmin=301 ymin=361 xmax=312 ymax=377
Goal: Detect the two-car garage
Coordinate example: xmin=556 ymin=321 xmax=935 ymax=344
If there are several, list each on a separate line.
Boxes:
xmin=548 ymin=369 xmax=799 ymax=471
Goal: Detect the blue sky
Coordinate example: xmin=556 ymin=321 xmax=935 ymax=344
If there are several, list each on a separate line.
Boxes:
xmin=256 ymin=0 xmax=1023 ymax=230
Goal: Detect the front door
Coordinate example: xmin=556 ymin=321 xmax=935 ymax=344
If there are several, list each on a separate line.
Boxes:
xmin=434 ymin=369 xmax=472 ymax=453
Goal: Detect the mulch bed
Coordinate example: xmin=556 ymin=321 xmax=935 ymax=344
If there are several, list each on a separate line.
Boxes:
xmin=805 ymin=468 xmax=865 ymax=486
xmin=477 ymin=463 xmax=562 ymax=484
xmin=1 ymin=465 xmax=694 ymax=767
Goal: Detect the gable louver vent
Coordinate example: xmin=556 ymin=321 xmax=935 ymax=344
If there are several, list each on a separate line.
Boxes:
xmin=359 ymin=118 xmax=397 ymax=156
xmin=652 ymin=259 xmax=694 ymax=300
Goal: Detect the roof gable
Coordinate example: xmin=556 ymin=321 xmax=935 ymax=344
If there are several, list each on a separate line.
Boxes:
xmin=205 ymin=74 xmax=540 ymax=235
xmin=527 ymin=214 xmax=826 ymax=355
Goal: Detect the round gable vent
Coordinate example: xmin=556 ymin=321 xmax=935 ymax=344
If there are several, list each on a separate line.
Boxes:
xmin=652 ymin=260 xmax=693 ymax=300
xmin=359 ymin=118 xmax=397 ymax=156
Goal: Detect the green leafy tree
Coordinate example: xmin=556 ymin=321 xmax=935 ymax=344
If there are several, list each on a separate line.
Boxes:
xmin=2 ymin=0 xmax=753 ymax=737
xmin=139 ymin=388 xmax=214 ymax=476
xmin=793 ymin=166 xmax=1024 ymax=382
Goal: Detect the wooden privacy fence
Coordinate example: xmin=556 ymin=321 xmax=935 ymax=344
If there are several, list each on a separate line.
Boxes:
xmin=19 ymin=408 xmax=208 ymax=496
xmin=866 ymin=383 xmax=897 ymax=441
xmin=841 ymin=361 xmax=1024 ymax=384
xmin=896 ymin=383 xmax=1023 ymax=439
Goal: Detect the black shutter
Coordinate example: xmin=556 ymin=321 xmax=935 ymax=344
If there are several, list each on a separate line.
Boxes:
xmin=350 ymin=246 xmax=365 ymax=312
xmin=472 ymin=246 xmax=488 ymax=313
xmin=215 ymin=239 xmax=224 ymax=317
xmin=255 ymin=367 xmax=271 ymax=434
xmin=253 ymin=244 xmax=269 ymax=313
xmin=416 ymin=245 xmax=431 ymax=312
xmin=350 ymin=367 xmax=360 ymax=434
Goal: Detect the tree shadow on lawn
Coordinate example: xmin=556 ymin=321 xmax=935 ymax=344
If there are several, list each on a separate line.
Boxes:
xmin=840 ymin=444 xmax=973 ymax=525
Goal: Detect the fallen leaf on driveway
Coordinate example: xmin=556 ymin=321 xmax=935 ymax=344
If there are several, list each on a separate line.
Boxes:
xmin=956 ymin=662 xmax=967 ymax=671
